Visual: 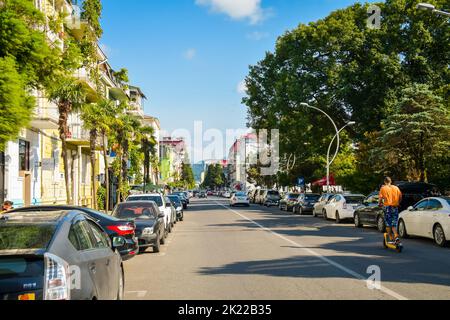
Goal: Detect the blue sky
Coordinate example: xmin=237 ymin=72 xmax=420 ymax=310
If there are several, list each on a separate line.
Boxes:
xmin=100 ymin=0 xmax=360 ymax=159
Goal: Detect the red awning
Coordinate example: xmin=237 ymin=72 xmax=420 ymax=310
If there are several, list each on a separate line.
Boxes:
xmin=312 ymin=175 xmax=336 ymax=186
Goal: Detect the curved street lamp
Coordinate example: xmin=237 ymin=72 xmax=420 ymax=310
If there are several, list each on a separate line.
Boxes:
xmin=327 ymin=121 xmax=356 ymax=169
xmin=300 ymin=103 xmax=339 ymax=191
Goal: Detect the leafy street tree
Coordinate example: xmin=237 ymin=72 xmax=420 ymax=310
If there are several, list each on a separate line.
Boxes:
xmin=181 ymin=163 xmax=196 ymax=189
xmin=378 ymin=84 xmax=450 ymax=182
xmin=0 ymin=0 xmax=59 ymax=150
xmin=202 ymin=164 xmax=225 ymax=189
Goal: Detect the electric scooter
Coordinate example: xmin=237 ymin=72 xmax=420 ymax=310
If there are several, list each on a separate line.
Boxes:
xmin=383 ymin=233 xmax=403 ymax=253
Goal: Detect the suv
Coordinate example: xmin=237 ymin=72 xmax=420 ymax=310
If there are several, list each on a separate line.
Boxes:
xmin=126 ymin=194 xmax=173 ymax=234
xmin=263 ymin=190 xmax=281 ymax=207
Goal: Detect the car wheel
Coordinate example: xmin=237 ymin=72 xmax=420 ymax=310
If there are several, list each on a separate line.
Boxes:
xmin=377 ymin=216 xmax=386 ymax=233
xmin=154 ymin=234 xmax=161 ymax=252
xmin=398 ymin=219 xmax=408 ymax=239
xmin=292 ymin=206 xmax=296 ymax=214
xmin=323 ymin=210 xmax=328 ymax=220
xmin=434 ymin=224 xmax=447 ymax=247
xmin=160 ymin=231 xmax=166 ymax=245
xmin=117 ymin=268 xmax=124 ymax=300
xmin=354 ymin=213 xmax=362 ymax=228
xmin=299 ymin=207 xmax=304 ymax=216
xmin=335 ymin=212 xmax=340 ymax=224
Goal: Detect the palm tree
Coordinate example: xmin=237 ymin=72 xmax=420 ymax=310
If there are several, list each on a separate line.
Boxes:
xmin=139 ymin=125 xmax=156 ymax=193
xmin=48 ymin=77 xmax=86 ymax=205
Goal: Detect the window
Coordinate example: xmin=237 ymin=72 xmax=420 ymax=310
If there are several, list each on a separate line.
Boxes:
xmin=19 ymin=140 xmax=30 ymax=171
xmin=70 ymin=221 xmax=94 ymax=251
xmin=427 ymin=199 xmax=443 ymax=211
xmin=86 ymin=221 xmax=110 ymax=249
xmin=414 ymin=200 xmax=429 ymax=211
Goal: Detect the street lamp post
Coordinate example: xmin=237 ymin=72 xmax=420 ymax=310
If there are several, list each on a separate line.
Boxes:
xmin=300 ymin=103 xmax=339 ymax=192
xmin=417 ymin=3 xmax=450 ymax=17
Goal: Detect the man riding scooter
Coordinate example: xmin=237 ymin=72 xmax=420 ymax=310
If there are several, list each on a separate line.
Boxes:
xmin=379 ymin=177 xmax=403 ymax=244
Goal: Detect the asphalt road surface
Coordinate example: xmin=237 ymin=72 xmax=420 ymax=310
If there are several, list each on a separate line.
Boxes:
xmin=124 ymin=197 xmax=450 ymax=300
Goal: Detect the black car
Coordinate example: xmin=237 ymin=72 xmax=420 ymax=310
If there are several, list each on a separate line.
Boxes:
xmin=279 ymin=193 xmax=301 ymax=211
xmin=167 ymin=195 xmax=184 ymax=221
xmin=8 ymin=206 xmax=138 ymax=261
xmin=0 ymin=210 xmax=124 ymax=300
xmin=112 ymin=201 xmax=166 ymax=253
xmin=293 ymin=193 xmax=321 ymax=215
xmin=171 ymin=192 xmax=188 ymax=209
xmin=198 ymin=191 xmax=207 ymax=199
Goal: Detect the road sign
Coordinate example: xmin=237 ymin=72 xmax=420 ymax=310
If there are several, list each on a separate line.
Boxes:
xmin=297 ymin=177 xmax=305 ymax=187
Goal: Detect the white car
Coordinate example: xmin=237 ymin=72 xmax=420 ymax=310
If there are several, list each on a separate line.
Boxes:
xmin=399 ymin=197 xmax=450 ymax=247
xmin=126 ymin=193 xmax=174 ymax=232
xmin=230 ymin=191 xmax=250 ymax=207
xmin=323 ymin=194 xmax=366 ymax=223
xmin=223 ymin=191 xmax=231 ymax=198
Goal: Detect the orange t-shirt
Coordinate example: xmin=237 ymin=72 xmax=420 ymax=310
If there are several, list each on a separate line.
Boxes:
xmin=379 ymin=185 xmax=402 ymax=207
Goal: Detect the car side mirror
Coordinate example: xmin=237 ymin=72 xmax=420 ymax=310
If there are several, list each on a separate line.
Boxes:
xmin=408 ymin=206 xmax=415 ymax=211
xmin=112 ymin=236 xmax=126 ymax=248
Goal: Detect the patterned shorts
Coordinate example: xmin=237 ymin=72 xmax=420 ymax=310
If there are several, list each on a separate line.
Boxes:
xmin=384 ymin=206 xmax=399 ymax=228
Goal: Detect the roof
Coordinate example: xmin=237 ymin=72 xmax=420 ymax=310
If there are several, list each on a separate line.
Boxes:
xmin=0 ymin=210 xmax=69 ymax=225
xmin=129 ymin=85 xmax=147 ymax=99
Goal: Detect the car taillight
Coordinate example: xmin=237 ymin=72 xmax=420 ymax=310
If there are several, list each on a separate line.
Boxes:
xmin=107 ymin=224 xmax=135 ymax=236
xmin=343 ymin=202 xmax=347 ymax=209
xmin=44 ymin=253 xmax=70 ymax=301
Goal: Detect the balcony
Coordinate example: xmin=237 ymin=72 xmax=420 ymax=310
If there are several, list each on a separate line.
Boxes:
xmin=67 ymin=124 xmax=104 ymax=149
xmin=127 ymin=102 xmax=144 ymax=118
xmin=30 ymin=106 xmax=59 ymax=130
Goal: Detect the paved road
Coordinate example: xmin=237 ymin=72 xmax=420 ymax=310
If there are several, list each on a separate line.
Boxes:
xmin=124 ymin=198 xmax=450 ymax=300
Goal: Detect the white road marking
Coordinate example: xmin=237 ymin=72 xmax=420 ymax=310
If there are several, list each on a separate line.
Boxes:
xmin=216 ymin=202 xmax=408 ymax=301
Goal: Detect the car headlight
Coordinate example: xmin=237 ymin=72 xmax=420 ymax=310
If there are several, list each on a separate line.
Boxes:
xmin=176 ymin=206 xmax=182 ymax=211
xmin=143 ymin=227 xmax=154 ymax=235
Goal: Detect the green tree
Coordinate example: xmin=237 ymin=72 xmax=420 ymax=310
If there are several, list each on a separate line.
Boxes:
xmin=181 ymin=163 xmax=195 ymax=189
xmin=379 ymin=84 xmax=450 ymax=182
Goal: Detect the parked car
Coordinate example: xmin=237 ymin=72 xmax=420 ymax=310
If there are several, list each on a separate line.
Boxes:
xmin=263 ymin=190 xmax=281 ymax=207
xmin=8 ymin=205 xmax=139 ymax=261
xmin=167 ymin=195 xmax=184 ymax=221
xmin=165 ymin=196 xmax=178 ymax=228
xmin=293 ymin=193 xmax=321 ymax=215
xmin=0 ymin=210 xmax=124 ymax=300
xmin=230 ymin=191 xmax=250 ymax=207
xmin=248 ymin=189 xmax=258 ymax=204
xmin=198 ymin=191 xmax=208 ymax=199
xmin=398 ymin=197 xmax=450 ymax=247
xmin=171 ymin=192 xmax=188 ymax=209
xmin=279 ymin=193 xmax=301 ymax=212
xmin=312 ymin=193 xmax=335 ymax=217
xmin=112 ymin=201 xmax=166 ymax=253
xmin=353 ymin=192 xmax=387 ymax=232
xmin=126 ymin=193 xmax=173 ymax=233
xmin=223 ymin=191 xmax=231 ymax=198
xmin=323 ymin=194 xmax=366 ymax=223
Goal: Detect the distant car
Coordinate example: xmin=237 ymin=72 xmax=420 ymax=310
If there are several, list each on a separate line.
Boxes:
xmin=230 ymin=191 xmax=250 ymax=207
xmin=279 ymin=193 xmax=301 ymax=212
xmin=126 ymin=194 xmax=173 ymax=233
xmin=171 ymin=192 xmax=188 ymax=209
xmin=223 ymin=191 xmax=231 ymax=198
xmin=0 ymin=210 xmax=124 ymax=300
xmin=207 ymin=191 xmax=214 ymax=196
xmin=167 ymin=195 xmax=184 ymax=221
xmin=398 ymin=197 xmax=450 ymax=247
xmin=165 ymin=196 xmax=178 ymax=228
xmin=112 ymin=201 xmax=166 ymax=253
xmin=255 ymin=189 xmax=267 ymax=205
xmin=8 ymin=205 xmax=139 ymax=261
xmin=263 ymin=190 xmax=281 ymax=207
xmin=323 ymin=194 xmax=366 ymax=223
xmin=293 ymin=193 xmax=321 ymax=215
xmin=312 ymin=193 xmax=335 ymax=217
xmin=198 ymin=191 xmax=207 ymax=199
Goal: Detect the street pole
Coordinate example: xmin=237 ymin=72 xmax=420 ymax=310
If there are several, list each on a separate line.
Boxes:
xmin=300 ymin=103 xmax=339 ymax=193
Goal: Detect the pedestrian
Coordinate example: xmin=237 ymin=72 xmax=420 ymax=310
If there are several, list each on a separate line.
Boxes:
xmin=379 ymin=177 xmax=402 ymax=244
xmin=1 ymin=201 xmax=14 ymax=214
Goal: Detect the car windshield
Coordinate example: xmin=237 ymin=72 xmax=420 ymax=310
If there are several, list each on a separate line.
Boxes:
xmin=288 ymin=194 xmax=300 ymax=199
xmin=168 ymin=196 xmax=182 ymax=206
xmin=444 ymin=197 xmax=450 ymax=206
xmin=236 ymin=192 xmax=247 ymax=197
xmin=113 ymin=204 xmax=155 ymax=220
xmin=305 ymin=195 xmax=320 ymax=201
xmin=267 ymin=191 xmax=280 ymax=197
xmin=345 ymin=196 xmax=365 ymax=204
xmin=128 ymin=196 xmax=163 ymax=207
xmin=0 ymin=224 xmax=56 ymax=251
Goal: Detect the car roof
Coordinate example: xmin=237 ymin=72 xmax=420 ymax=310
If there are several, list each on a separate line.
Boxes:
xmin=119 ymin=201 xmax=157 ymax=206
xmin=0 ymin=210 xmax=76 ymax=225
xmin=128 ymin=193 xmax=161 ymax=197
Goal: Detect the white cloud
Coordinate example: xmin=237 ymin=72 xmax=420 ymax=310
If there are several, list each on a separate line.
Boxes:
xmin=183 ymin=48 xmax=197 ymax=60
xmin=237 ymin=80 xmax=247 ymax=95
xmin=196 ymin=0 xmax=267 ymax=24
xmin=246 ymin=31 xmax=269 ymax=41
